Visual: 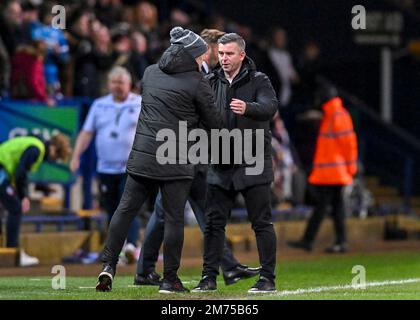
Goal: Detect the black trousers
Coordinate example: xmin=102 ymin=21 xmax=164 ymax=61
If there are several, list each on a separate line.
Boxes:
xmin=203 ymin=183 xmax=277 ymax=280
xmin=98 ymin=173 xmax=140 ymax=245
xmin=303 ymin=184 xmax=347 ymax=244
xmin=101 ymin=174 xmax=192 ymax=280
xmin=136 ymin=170 xmax=239 ymax=275
xmin=0 ymin=174 xmax=22 ymax=248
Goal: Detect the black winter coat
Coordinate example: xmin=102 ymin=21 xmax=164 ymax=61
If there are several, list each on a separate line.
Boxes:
xmin=206 ymin=57 xmax=278 ymax=190
xmin=126 ymin=44 xmax=224 ymax=180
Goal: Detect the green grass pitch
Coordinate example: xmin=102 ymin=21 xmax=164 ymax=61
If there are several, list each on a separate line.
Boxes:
xmin=1 ymin=251 xmax=420 ymax=300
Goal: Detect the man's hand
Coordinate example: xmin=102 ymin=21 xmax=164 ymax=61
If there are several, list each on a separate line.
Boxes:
xmin=70 ymin=156 xmax=80 ymax=173
xmin=230 ymin=98 xmax=247 ymax=115
xmin=21 ymin=197 xmax=30 ymax=213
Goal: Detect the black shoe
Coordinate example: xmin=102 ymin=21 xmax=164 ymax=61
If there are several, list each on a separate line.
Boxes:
xmin=158 ymin=277 xmax=189 ymax=294
xmin=248 ymin=276 xmax=276 ymax=294
xmin=133 ymin=271 xmax=162 ymax=286
xmin=223 ymin=264 xmax=261 ymax=285
xmin=286 ymin=240 xmax=313 ymax=252
xmin=325 ymin=243 xmax=348 ymax=253
xmin=96 ymin=264 xmax=115 ymax=292
xmin=191 ymin=276 xmax=217 ymax=292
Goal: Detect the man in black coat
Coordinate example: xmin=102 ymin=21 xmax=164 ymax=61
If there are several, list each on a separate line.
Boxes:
xmin=133 ymin=29 xmax=261 ymax=288
xmin=96 ymin=26 xmax=224 ymax=293
xmin=192 ymin=33 xmax=278 ymax=294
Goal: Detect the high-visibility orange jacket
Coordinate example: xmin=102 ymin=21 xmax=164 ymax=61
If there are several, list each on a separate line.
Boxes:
xmin=308 ymin=97 xmax=358 ymax=185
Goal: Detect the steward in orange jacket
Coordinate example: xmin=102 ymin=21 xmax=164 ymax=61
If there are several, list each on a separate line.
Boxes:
xmin=308 ymin=97 xmax=358 ymax=185
xmin=288 ymin=81 xmax=358 ymax=253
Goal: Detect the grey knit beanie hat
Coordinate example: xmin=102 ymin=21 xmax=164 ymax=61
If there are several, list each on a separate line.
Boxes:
xmin=170 ymin=26 xmax=208 ymax=58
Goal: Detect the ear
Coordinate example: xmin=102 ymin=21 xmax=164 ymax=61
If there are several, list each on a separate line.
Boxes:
xmin=239 ymin=51 xmax=246 ymax=61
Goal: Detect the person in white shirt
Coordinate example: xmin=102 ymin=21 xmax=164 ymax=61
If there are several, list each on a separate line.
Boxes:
xmin=267 ymin=28 xmax=299 ymax=107
xmin=70 ymin=66 xmax=142 ymax=263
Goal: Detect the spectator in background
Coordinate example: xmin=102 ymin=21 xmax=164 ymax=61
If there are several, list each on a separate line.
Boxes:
xmin=110 ymin=24 xmax=134 ymax=76
xmin=292 ymin=108 xmax=323 ymax=206
xmin=30 ymin=3 xmax=70 ymax=99
xmin=0 ymin=1 xmax=27 ymax=56
xmin=95 ymin=27 xmax=223 ymax=293
xmin=133 ymin=2 xmax=159 ymax=35
xmin=0 ymin=134 xmax=71 ymax=266
xmin=10 ymin=40 xmax=54 ymax=106
xmin=120 ymin=5 xmax=135 ymax=26
xmin=296 ymin=41 xmax=323 ymax=107
xmin=235 ymin=24 xmax=266 ymax=72
xmin=170 ymin=8 xmax=192 ymax=28
xmin=193 ymin=33 xmax=278 ymax=294
xmin=293 ymin=109 xmax=323 ymax=176
xmin=70 ymin=66 xmax=142 ymax=264
xmin=287 ymin=81 xmax=358 ymax=253
xmin=133 ymin=1 xmax=163 ymax=63
xmin=265 ymin=28 xmax=299 ymax=108
xmin=110 ymin=24 xmax=151 ymax=93
xmin=21 ymin=0 xmax=40 ymax=38
xmin=129 ymin=31 xmax=150 ymax=92
xmin=0 ymin=36 xmax=10 ymax=97
xmin=66 ymin=9 xmax=113 ymax=98
xmin=271 ymin=115 xmax=296 ymax=206
xmin=94 ymin=0 xmax=123 ymax=28
xmin=66 ymin=8 xmax=97 ymax=97
xmin=111 ymin=23 xmax=132 ymax=56
xmin=208 ymin=15 xmax=227 ymax=32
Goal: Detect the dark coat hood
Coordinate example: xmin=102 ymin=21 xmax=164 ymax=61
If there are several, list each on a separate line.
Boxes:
xmin=158 ymin=44 xmax=199 ymax=74
xmin=126 ymin=44 xmax=223 ymax=181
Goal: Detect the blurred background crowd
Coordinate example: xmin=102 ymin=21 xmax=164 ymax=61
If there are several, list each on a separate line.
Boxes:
xmin=0 ymin=0 xmax=329 ymax=109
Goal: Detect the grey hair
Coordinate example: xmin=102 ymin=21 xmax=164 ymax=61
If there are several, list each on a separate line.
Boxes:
xmin=218 ymin=33 xmax=246 ymax=52
xmin=107 ymin=66 xmax=132 ymax=83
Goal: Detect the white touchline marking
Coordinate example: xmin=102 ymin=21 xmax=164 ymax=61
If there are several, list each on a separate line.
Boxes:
xmin=273 ymin=278 xmax=420 ymax=297
xmin=126 ymin=281 xmax=194 ymax=288
xmin=78 ymin=278 xmax=420 ymax=294
xmin=29 ymin=279 xmax=41 ymax=281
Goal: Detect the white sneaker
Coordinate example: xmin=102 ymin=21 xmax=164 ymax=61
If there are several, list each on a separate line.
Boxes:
xmin=20 ymin=250 xmax=40 ymax=267
xmin=122 ymin=243 xmax=138 ymax=264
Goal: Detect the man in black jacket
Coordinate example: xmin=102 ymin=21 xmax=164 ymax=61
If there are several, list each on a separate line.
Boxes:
xmin=133 ymin=29 xmax=261 ymax=288
xmin=192 ymin=33 xmax=278 ymax=294
xmin=96 ymin=26 xmax=224 ymax=293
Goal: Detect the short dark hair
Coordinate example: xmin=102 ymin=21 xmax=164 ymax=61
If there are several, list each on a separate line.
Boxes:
xmin=218 ymin=33 xmax=246 ymax=52
xmin=200 ymin=29 xmax=225 ymax=44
